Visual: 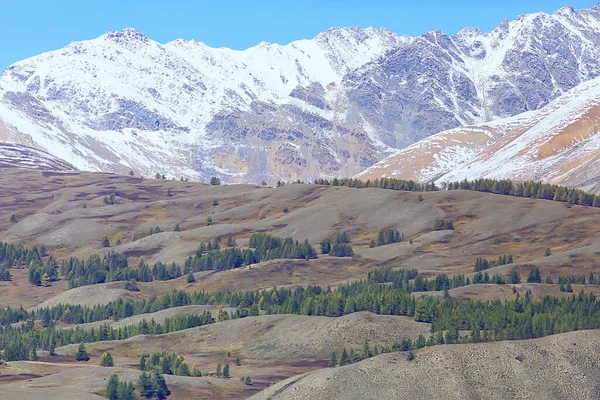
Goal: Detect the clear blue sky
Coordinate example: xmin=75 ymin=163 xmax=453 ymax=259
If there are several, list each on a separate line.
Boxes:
xmin=1 ymin=0 xmax=597 ymax=71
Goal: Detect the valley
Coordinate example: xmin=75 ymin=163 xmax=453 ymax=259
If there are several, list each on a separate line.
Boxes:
xmin=1 ymin=169 xmax=600 ymax=398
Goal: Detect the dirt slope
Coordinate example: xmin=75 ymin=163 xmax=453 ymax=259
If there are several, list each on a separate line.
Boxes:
xmin=252 ymin=329 xmax=600 ymax=400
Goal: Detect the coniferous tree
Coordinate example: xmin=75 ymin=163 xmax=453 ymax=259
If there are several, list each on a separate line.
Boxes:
xmin=328 ymin=351 xmax=337 ymax=367
xmin=339 ymin=348 xmax=350 ymax=365
xmin=223 ymin=364 xmax=230 ymax=378
xmin=75 ymin=342 xmax=90 ymax=361
xmin=100 ymin=351 xmax=114 ymax=367
xmin=186 ymin=272 xmax=196 ymax=283
xmin=153 ymin=373 xmax=170 ymax=399
xmin=102 ymin=236 xmax=111 ymax=247
xmin=138 ymin=371 xmax=154 ymax=398
xmin=527 ymin=268 xmax=542 ymax=283
xmin=106 ymin=374 xmax=120 ymax=400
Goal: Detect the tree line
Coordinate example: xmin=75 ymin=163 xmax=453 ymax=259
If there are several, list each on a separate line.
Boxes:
xmin=445 ymin=178 xmax=600 ymax=208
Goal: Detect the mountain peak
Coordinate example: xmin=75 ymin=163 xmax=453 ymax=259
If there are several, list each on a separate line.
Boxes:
xmin=104 ymin=28 xmax=149 ymax=43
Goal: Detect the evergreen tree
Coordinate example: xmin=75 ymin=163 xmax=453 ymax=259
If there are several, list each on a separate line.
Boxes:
xmin=153 ymin=373 xmax=170 ymax=399
xmin=106 ymin=374 xmax=120 ymax=400
xmin=138 ymin=371 xmax=155 ymax=398
xmin=339 ymin=348 xmax=350 ymax=365
xmin=511 ymin=271 xmax=521 ymax=284
xmin=100 ymin=351 xmax=114 ymax=367
xmin=328 ymin=351 xmax=337 ymax=367
xmin=75 ymin=342 xmax=90 ymax=361
xmin=320 ymin=238 xmax=331 ymax=254
xmin=102 ymin=236 xmax=111 ymax=247
xmin=223 ymin=364 xmax=230 ymax=378
xmin=243 ymin=376 xmax=252 ymax=385
xmin=210 ymin=177 xmax=221 ymax=185
xmin=186 ymin=272 xmax=196 ymax=284
xmin=235 ymin=356 xmax=241 ymax=366
xmin=140 ymin=354 xmax=148 ymax=371
xmin=216 ymin=363 xmax=222 ymax=377
xmin=527 ymin=268 xmax=542 ymax=283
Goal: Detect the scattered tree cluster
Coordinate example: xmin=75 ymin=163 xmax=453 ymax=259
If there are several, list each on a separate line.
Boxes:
xmin=321 ymin=231 xmax=354 ymax=257
xmin=184 ymin=233 xmax=316 ymax=272
xmin=433 ymin=220 xmax=454 ymax=231
xmin=370 ymin=229 xmax=404 ymax=248
xmin=105 ymin=374 xmax=135 ymax=400
xmin=474 ymin=254 xmax=514 ymax=272
xmin=140 ymin=352 xmax=191 ymax=376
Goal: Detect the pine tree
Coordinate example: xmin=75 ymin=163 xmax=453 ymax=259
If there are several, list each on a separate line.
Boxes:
xmin=328 ymin=351 xmax=337 ymax=367
xmin=186 ymin=272 xmax=196 ymax=284
xmin=75 ymin=342 xmax=90 ymax=361
xmin=153 ymin=373 xmax=170 ymax=399
xmin=339 ymin=348 xmax=350 ymax=365
xmin=216 ymin=363 xmax=222 ymax=377
xmin=138 ymin=371 xmax=154 ymax=398
xmin=223 ymin=364 xmax=230 ymax=378
xmin=106 ymin=374 xmax=120 ymax=400
xmin=174 ymin=223 xmax=180 ymax=232
xmin=102 ymin=236 xmax=111 ymax=247
xmin=235 ymin=355 xmax=241 ymax=366
xmin=100 ymin=351 xmax=114 ymax=367
xmin=118 ymin=381 xmax=135 ymax=400
xmin=243 ymin=376 xmax=252 ymax=385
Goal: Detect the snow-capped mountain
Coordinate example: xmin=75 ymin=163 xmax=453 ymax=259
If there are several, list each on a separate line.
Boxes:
xmin=357 ymin=75 xmax=600 ymax=193
xmin=3 ymin=4 xmax=600 ymax=183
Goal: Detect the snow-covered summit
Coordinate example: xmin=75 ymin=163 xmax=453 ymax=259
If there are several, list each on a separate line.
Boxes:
xmin=3 ymin=4 xmax=600 ymax=186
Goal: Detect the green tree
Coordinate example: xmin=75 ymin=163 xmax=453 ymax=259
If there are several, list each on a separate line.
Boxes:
xmin=328 ymin=351 xmax=337 ymax=367
xmin=174 ymin=223 xmax=180 ymax=232
xmin=243 ymin=376 xmax=252 ymax=385
xmin=320 ymin=238 xmax=331 ymax=254
xmin=140 ymin=354 xmax=148 ymax=371
xmin=100 ymin=351 xmax=114 ymax=367
xmin=407 ymin=350 xmax=415 ymax=361
xmin=102 ymin=236 xmax=111 ymax=247
xmin=210 ymin=177 xmax=221 ymax=185
xmin=544 ymin=248 xmax=551 ymax=257
xmin=235 ymin=355 xmax=241 ymax=366
xmin=205 ymin=216 xmax=213 ymax=226
xmin=186 ymin=272 xmax=196 ymax=284
xmin=10 ymin=214 xmax=17 ymax=223
xmin=118 ymin=381 xmax=135 ymax=400
xmin=216 ymin=363 xmax=222 ymax=377
xmin=75 ymin=342 xmax=90 ymax=361
xmin=339 ymin=348 xmax=350 ymax=365
xmin=138 ymin=371 xmax=154 ymax=398
xmin=527 ymin=268 xmax=541 ymax=283
xmin=511 ymin=270 xmax=521 ymax=284
xmin=223 ymin=364 xmax=230 ymax=378
xmin=153 ymin=373 xmax=170 ymax=399
xmin=106 ymin=374 xmax=120 ymax=400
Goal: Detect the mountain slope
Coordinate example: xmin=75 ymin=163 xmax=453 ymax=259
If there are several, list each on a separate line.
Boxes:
xmin=251 ymin=329 xmax=600 ymax=400
xmin=3 ymin=5 xmax=600 ymax=183
xmin=0 ymin=142 xmax=75 ymax=171
xmin=357 ymin=75 xmax=600 ymax=193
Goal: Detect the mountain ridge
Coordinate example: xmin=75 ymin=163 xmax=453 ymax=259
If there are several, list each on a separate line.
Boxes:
xmin=3 ymin=3 xmax=600 ymax=183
